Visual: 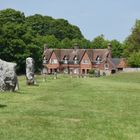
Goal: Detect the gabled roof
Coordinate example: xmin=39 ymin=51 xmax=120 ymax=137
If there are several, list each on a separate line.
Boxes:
xmin=111 ymin=58 xmax=121 ymax=65
xmin=93 ymin=49 xmax=110 ymax=61
xmin=111 ymin=58 xmax=127 ymax=68
xmin=43 ymin=48 xmax=110 ymax=63
xmin=107 ymin=58 xmax=116 ymax=69
xmin=43 ymin=49 xmax=53 ymax=61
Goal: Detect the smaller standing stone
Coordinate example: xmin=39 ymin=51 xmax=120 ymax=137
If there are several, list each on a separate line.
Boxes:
xmin=26 ymin=57 xmax=35 ymax=85
xmin=42 ymin=67 xmax=47 ymax=81
xmin=54 ymin=72 xmax=57 ymax=79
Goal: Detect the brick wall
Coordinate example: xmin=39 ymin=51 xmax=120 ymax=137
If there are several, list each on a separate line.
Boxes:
xmin=46 ymin=52 xmax=60 ymax=73
xmin=80 ymin=52 xmax=92 ymax=74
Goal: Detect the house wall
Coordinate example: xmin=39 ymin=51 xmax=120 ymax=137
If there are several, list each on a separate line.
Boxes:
xmin=117 ymin=59 xmax=127 ymax=68
xmin=46 ymin=52 xmax=60 ymax=73
xmin=93 ymin=59 xmax=113 ymax=75
xmin=80 ymin=52 xmax=92 ymax=74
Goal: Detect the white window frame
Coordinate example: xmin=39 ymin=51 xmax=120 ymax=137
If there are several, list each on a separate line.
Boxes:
xmin=82 ymin=59 xmax=89 ymax=64
xmin=50 ymin=59 xmax=58 ymax=64
xmin=96 ymin=56 xmax=101 ymax=64
xmin=63 ymin=56 xmax=68 ymax=64
xmin=104 ymin=63 xmax=109 ymax=70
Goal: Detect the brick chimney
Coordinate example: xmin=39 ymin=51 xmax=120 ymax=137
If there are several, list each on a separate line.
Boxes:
xmin=44 ymin=44 xmax=48 ymax=51
xmin=107 ymin=43 xmax=112 ymax=58
xmin=73 ymin=43 xmax=80 ymax=50
xmin=108 ymin=43 xmax=112 ymax=50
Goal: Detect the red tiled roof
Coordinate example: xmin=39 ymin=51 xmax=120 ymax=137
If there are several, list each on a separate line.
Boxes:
xmin=43 ymin=48 xmax=110 ymax=62
xmin=93 ymin=49 xmax=110 ymax=61
xmin=43 ymin=49 xmax=53 ymax=60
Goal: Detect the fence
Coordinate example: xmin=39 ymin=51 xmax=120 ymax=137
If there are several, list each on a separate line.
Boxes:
xmin=123 ymin=68 xmax=140 ymax=72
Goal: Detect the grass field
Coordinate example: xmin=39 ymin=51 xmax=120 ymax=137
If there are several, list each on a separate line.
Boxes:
xmin=0 ymin=72 xmax=140 ymax=140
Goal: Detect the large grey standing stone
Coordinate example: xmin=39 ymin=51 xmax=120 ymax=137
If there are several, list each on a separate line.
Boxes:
xmin=0 ymin=59 xmax=18 ymax=92
xmin=26 ymin=57 xmax=35 ymax=85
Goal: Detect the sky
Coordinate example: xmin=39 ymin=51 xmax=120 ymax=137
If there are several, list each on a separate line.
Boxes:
xmin=0 ymin=0 xmax=140 ymax=42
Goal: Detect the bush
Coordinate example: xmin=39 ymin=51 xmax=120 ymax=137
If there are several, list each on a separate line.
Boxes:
xmin=128 ymin=51 xmax=140 ymax=67
xmin=88 ymin=69 xmax=95 ymax=77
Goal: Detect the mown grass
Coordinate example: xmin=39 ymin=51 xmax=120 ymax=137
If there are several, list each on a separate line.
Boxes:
xmin=0 ymin=72 xmax=140 ymax=140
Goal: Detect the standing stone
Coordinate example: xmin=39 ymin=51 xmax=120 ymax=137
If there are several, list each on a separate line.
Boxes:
xmin=0 ymin=59 xmax=18 ymax=92
xmin=54 ymin=72 xmax=57 ymax=79
xmin=26 ymin=57 xmax=35 ymax=85
xmin=42 ymin=67 xmax=47 ymax=81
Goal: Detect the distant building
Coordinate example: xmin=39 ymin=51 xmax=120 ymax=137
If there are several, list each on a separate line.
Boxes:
xmin=111 ymin=58 xmax=127 ymax=72
xmin=42 ymin=45 xmax=127 ymax=75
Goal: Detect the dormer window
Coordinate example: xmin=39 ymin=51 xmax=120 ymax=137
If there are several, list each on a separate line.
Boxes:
xmin=63 ymin=56 xmax=68 ymax=64
xmin=43 ymin=57 xmax=47 ymax=64
xmin=74 ymin=56 xmax=78 ymax=64
xmin=82 ymin=59 xmax=89 ymax=64
xmin=50 ymin=59 xmax=58 ymax=64
xmin=104 ymin=63 xmax=109 ymax=70
xmin=96 ymin=56 xmax=101 ymax=64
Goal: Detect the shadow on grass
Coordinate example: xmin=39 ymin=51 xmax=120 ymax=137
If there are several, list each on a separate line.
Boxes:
xmin=26 ymin=84 xmax=39 ymax=87
xmin=0 ymin=104 xmax=7 ymax=108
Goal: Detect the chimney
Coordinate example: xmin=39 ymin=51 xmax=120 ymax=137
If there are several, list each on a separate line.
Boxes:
xmin=73 ymin=43 xmax=80 ymax=50
xmin=107 ymin=43 xmax=112 ymax=58
xmin=108 ymin=43 xmax=112 ymax=50
xmin=44 ymin=44 xmax=48 ymax=51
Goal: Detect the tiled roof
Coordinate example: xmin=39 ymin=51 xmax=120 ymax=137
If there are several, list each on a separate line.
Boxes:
xmin=93 ymin=49 xmax=110 ymax=61
xmin=111 ymin=58 xmax=127 ymax=68
xmin=111 ymin=58 xmax=121 ymax=65
xmin=43 ymin=49 xmax=53 ymax=61
xmin=43 ymin=48 xmax=110 ymax=63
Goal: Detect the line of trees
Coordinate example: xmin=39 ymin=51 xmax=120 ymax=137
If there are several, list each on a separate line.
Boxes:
xmin=0 ymin=8 xmax=140 ymax=73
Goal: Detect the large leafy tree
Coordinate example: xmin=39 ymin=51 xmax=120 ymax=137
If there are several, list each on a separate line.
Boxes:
xmin=0 ymin=8 xmax=25 ymax=24
xmin=91 ymin=34 xmax=109 ymax=49
xmin=128 ymin=51 xmax=140 ymax=67
xmin=0 ymin=9 xmax=27 ymax=73
xmin=25 ymin=15 xmax=83 ymax=40
xmin=0 ymin=8 xmax=84 ymax=73
xmin=124 ymin=20 xmax=140 ymax=53
xmin=110 ymin=39 xmax=123 ymax=57
xmin=91 ymin=35 xmax=123 ymax=57
xmin=124 ymin=20 xmax=140 ymax=67
xmin=60 ymin=38 xmax=72 ymax=49
xmin=40 ymin=35 xmax=60 ymax=48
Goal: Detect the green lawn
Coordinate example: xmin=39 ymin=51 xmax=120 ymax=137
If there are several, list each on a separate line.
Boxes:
xmin=0 ymin=73 xmax=140 ymax=140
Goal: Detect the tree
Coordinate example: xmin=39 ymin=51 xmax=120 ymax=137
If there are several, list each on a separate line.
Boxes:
xmin=110 ymin=39 xmax=123 ymax=57
xmin=41 ymin=35 xmax=60 ymax=48
xmin=80 ymin=38 xmax=91 ymax=49
xmin=0 ymin=8 xmax=25 ymax=24
xmin=91 ymin=34 xmax=109 ymax=49
xmin=25 ymin=15 xmax=84 ymax=40
xmin=124 ymin=20 xmax=140 ymax=54
xmin=123 ymin=20 xmax=140 ymax=67
xmin=25 ymin=14 xmax=53 ymax=36
xmin=60 ymin=38 xmax=72 ymax=49
xmin=128 ymin=52 xmax=140 ymax=67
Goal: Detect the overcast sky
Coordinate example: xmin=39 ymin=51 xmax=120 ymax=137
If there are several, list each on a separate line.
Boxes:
xmin=0 ymin=0 xmax=140 ymax=42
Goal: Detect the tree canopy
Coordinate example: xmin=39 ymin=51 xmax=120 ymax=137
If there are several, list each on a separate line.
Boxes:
xmin=124 ymin=20 xmax=140 ymax=67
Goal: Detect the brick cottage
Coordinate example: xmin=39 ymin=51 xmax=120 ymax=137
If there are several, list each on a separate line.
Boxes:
xmin=42 ymin=44 xmax=127 ymax=76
